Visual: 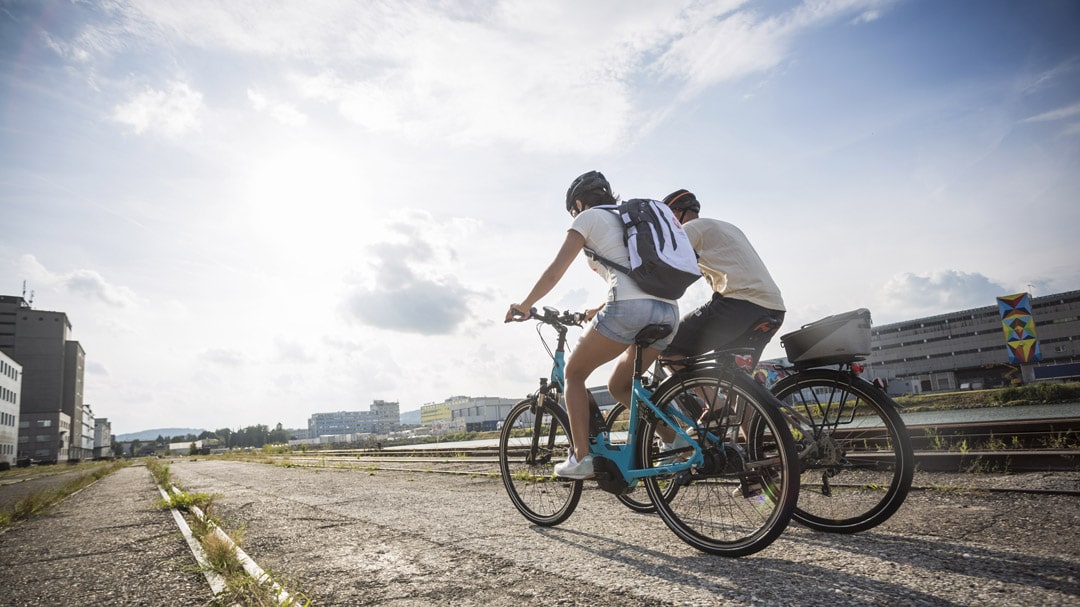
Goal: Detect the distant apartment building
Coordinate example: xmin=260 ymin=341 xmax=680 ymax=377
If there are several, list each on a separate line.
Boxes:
xmin=94 ymin=417 xmax=113 ymax=459
xmin=420 ymin=402 xmax=451 ymax=433
xmin=862 ymin=290 xmax=1080 ymax=394
xmin=308 ymin=400 xmax=401 ymax=438
xmin=81 ymin=403 xmax=95 ymax=459
xmin=0 ymin=351 xmax=22 ymax=467
xmin=446 ymin=395 xmax=518 ymax=433
xmin=1 ymin=295 xmax=89 ymax=463
xmin=18 ymin=411 xmax=71 ymax=464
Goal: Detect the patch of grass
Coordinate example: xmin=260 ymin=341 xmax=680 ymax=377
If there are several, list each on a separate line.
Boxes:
xmin=0 ymin=460 xmax=128 ymax=530
xmin=155 ymin=489 xmax=217 ymax=514
xmin=962 ymin=456 xmax=1012 ymax=474
xmin=145 ymin=457 xmax=172 ymax=488
xmin=1040 ymin=429 xmax=1080 ymax=449
xmin=893 ymin=381 xmax=1080 ymax=412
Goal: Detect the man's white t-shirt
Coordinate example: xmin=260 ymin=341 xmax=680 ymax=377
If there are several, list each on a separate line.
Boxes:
xmin=570 ymin=207 xmax=675 ymax=303
xmin=683 ymin=218 xmax=785 ymax=311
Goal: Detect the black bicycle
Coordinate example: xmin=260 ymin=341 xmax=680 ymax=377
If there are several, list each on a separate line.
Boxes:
xmin=612 ymin=309 xmax=914 ymax=534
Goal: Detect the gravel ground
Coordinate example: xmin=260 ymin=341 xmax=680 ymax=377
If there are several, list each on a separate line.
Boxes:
xmin=0 ymin=460 xmax=1076 ymax=606
xmin=166 ymin=459 xmax=1078 ymax=607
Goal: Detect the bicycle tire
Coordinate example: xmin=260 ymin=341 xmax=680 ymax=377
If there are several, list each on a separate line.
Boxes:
xmin=498 ymin=396 xmax=582 ymax=526
xmin=642 ymin=370 xmax=800 ymax=557
xmin=770 ymin=369 xmax=914 ymax=533
xmin=605 ymin=402 xmax=681 ymax=513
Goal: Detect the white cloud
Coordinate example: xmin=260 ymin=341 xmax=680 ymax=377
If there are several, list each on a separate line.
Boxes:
xmin=654 ymin=0 xmax=891 ymax=94
xmin=1022 ymin=101 xmax=1080 ymax=123
xmin=111 ymin=80 xmax=203 ymax=137
xmin=341 ymin=212 xmax=484 ymax=335
xmin=247 ymin=89 xmax=308 ymax=126
xmin=15 ymin=255 xmax=137 ymax=308
xmin=94 ymin=1 xmax=891 ymax=155
xmin=879 ymin=270 xmax=1011 ymax=319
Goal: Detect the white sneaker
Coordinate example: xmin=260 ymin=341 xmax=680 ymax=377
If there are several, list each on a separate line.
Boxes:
xmin=659 ymin=434 xmax=693 ymax=465
xmin=554 ymin=453 xmax=595 ymax=479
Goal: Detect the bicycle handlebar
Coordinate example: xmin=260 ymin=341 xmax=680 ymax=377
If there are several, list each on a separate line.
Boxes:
xmin=508 ymin=306 xmax=586 ymax=327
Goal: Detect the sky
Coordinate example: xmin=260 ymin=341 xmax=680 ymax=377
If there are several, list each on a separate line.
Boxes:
xmin=2 ymin=0 xmax=1079 ymax=435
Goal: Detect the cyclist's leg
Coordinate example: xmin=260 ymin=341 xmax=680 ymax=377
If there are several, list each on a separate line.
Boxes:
xmin=580 ymin=298 xmax=678 ymax=457
xmin=668 ymin=297 xmax=784 ymax=421
xmin=606 ymin=344 xmax=664 ymax=407
xmin=565 ymin=326 xmax=629 ymax=462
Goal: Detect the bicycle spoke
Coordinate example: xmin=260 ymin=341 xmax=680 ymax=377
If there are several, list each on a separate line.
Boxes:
xmin=771 ymin=369 xmax=914 ymax=533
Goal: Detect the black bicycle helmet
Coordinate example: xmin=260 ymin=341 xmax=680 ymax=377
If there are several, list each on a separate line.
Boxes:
xmin=565 ymin=170 xmax=611 ymax=213
xmin=663 ymin=189 xmax=701 ymax=213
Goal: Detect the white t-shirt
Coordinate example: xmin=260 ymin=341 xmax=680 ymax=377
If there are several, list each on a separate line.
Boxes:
xmin=570 ymin=207 xmax=675 ymax=303
xmin=683 ymin=218 xmax=785 ymax=311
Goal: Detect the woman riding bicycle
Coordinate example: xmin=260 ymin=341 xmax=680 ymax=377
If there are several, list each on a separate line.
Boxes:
xmin=505 ymin=171 xmax=679 ymax=479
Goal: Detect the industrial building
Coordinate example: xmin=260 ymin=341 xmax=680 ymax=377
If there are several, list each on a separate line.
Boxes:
xmin=0 ymin=351 xmax=22 ymax=468
xmin=308 ymin=399 xmax=401 ymax=439
xmin=0 ymin=294 xmax=113 ymax=463
xmin=862 ymin=290 xmax=1080 ymax=394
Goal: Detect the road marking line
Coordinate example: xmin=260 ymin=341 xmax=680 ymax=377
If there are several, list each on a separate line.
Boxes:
xmin=156 ymin=485 xmax=228 ymax=596
xmin=168 ymin=485 xmax=294 ymax=605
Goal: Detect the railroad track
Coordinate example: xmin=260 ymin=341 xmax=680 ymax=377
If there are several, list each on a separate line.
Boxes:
xmin=277 ymin=417 xmax=1079 ymax=475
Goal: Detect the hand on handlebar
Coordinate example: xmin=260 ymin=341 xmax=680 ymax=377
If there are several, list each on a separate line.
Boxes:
xmin=583 ymin=303 xmax=606 ymax=322
xmin=505 ymin=304 xmax=533 ymax=323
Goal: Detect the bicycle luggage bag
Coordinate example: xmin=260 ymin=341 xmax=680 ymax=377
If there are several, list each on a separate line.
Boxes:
xmin=781 ymin=308 xmax=872 ymax=367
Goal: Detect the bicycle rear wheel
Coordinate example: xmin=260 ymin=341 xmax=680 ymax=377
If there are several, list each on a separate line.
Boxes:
xmin=643 ymin=371 xmax=799 ymax=557
xmin=498 ymin=397 xmax=582 ymax=526
xmin=771 ymin=369 xmax=914 ymax=533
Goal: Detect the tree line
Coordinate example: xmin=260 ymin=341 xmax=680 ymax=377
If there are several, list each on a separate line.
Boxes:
xmin=128 ymin=423 xmax=293 ymax=455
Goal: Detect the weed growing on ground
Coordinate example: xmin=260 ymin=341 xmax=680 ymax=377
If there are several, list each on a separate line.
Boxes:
xmin=0 ymin=460 xmax=127 ymax=529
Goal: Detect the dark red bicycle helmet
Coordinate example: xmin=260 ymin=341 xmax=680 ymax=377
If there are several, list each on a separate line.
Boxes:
xmin=663 ymin=189 xmax=701 ymax=214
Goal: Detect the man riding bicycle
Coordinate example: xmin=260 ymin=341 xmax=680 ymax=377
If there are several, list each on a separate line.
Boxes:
xmin=661 ymin=189 xmax=786 ymax=364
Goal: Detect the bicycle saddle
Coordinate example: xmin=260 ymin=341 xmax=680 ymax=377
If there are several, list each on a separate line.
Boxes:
xmin=634 ymin=323 xmax=673 ymax=347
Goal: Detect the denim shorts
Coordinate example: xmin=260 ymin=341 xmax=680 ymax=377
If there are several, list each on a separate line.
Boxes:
xmin=593 ymin=298 xmax=679 ymax=350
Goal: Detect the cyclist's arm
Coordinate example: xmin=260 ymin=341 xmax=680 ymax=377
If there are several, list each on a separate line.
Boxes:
xmin=506 ymin=229 xmax=585 ymax=321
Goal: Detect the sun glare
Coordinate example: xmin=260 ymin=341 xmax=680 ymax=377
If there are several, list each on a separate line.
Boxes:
xmin=241 ymin=145 xmax=369 ymax=245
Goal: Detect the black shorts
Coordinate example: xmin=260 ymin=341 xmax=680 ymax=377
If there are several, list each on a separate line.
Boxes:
xmin=664 ymin=293 xmax=785 ymax=359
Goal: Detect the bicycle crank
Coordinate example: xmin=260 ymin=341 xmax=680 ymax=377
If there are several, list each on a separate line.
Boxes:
xmin=592 ymin=456 xmax=631 ymax=496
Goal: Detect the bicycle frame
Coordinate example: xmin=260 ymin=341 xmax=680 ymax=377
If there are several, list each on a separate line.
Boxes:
xmin=589 ymin=357 xmax=705 ymax=485
xmin=522 ymin=308 xmax=704 ymax=484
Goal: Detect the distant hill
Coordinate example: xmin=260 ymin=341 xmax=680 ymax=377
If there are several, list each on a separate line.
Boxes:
xmin=400 ymin=409 xmax=421 ymax=426
xmin=116 ymin=428 xmax=205 ymax=442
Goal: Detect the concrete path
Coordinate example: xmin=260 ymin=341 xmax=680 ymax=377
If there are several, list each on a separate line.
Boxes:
xmin=0 ymin=465 xmax=212 ymax=607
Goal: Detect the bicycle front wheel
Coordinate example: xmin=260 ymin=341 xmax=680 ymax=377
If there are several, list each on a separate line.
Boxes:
xmin=771 ymin=369 xmax=914 ymax=533
xmin=498 ymin=397 xmax=582 ymax=526
xmin=643 ymin=371 xmax=799 ymax=557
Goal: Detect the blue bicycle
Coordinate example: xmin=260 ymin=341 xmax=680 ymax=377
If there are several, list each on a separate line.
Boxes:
xmin=500 ymin=306 xmax=801 ymax=556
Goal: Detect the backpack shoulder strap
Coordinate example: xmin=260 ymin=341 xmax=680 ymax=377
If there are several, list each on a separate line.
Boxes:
xmin=583 ymin=247 xmax=631 ymax=275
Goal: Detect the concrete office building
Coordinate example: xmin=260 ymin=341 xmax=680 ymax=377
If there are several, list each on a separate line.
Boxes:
xmin=447 ymin=395 xmax=518 ymax=432
xmin=308 ymin=400 xmax=401 ymax=438
xmin=862 ymin=290 xmax=1080 ymax=394
xmin=1 ymin=295 xmax=89 ymax=463
xmin=0 ymin=352 xmax=22 ymax=467
xmin=420 ymin=402 xmax=451 ymax=428
xmin=94 ymin=417 xmax=113 ymax=459
xmin=81 ymin=403 xmax=95 ymax=459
